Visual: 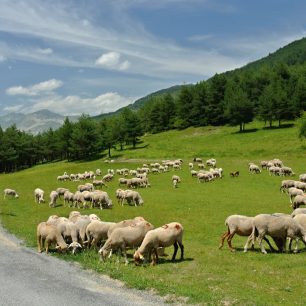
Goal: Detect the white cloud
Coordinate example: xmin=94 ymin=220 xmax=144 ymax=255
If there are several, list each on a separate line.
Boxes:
xmin=6 ymin=79 xmax=63 ymax=96
xmin=95 ymin=52 xmax=131 ymax=71
xmin=0 ymin=54 xmax=6 ymax=62
xmin=3 ymin=104 xmax=24 ymax=113
xmin=26 ymin=92 xmax=137 ymax=116
xmin=37 ymin=48 xmax=53 ymax=55
xmin=95 ymin=51 xmax=121 ymax=67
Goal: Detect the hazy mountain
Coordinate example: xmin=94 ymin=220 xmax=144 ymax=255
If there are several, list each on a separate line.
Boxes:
xmin=0 ymin=109 xmax=78 ymax=134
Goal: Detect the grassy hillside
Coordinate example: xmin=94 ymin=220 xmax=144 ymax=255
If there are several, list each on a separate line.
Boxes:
xmin=1 ymin=122 xmax=306 ymax=305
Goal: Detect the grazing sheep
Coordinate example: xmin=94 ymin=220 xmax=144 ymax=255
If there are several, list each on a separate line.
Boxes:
xmin=280 ymin=180 xmax=296 ymax=193
xmin=56 ymin=219 xmax=82 ymax=254
xmin=123 ymin=190 xmax=144 ymax=206
xmin=249 ymin=164 xmax=261 ymax=174
xmin=173 ymin=179 xmax=178 ymax=188
xmin=244 ymin=214 xmax=306 ymax=254
xmin=3 ymin=188 xmax=19 ymax=199
xmin=69 ymin=214 xmax=92 ymax=245
xmin=92 ymin=191 xmax=113 ymax=209
xmin=134 ymin=222 xmax=184 ymax=265
xmin=206 ymin=159 xmax=216 ymax=168
xmin=172 ymin=175 xmax=181 ymax=183
xmin=229 ymin=171 xmax=239 ymax=177
xmin=291 ymin=208 xmax=306 ymax=217
xmin=77 ymin=184 xmax=92 ymax=192
xmin=292 ymin=195 xmax=306 ymax=209
xmin=193 ymin=157 xmax=202 ymax=163
xmin=63 ymin=191 xmax=74 ymax=207
xmin=34 ymin=188 xmax=45 ymax=204
xmin=107 ymin=217 xmax=146 ymax=237
xmin=85 ymin=220 xmax=116 ymax=248
xmin=197 ymin=172 xmax=212 ymax=183
xmin=282 ymin=166 xmax=295 ymax=176
xmin=188 ymin=162 xmax=193 ymax=169
xmin=115 ymin=188 xmax=126 ymax=205
xmin=56 ymin=187 xmax=69 ymax=198
xmin=96 ymin=169 xmax=102 ymax=176
xmin=99 ymin=221 xmax=154 ymax=264
xmin=118 ymin=178 xmax=128 ymax=186
xmin=190 ymin=170 xmax=198 ymax=177
xmin=288 ymin=187 xmax=304 ymax=204
xmin=49 ymin=191 xmax=59 ymax=208
xmin=37 ymin=222 xmax=67 ymax=254
xmin=269 ymin=166 xmax=283 ymax=176
xmin=197 ymin=163 xmax=205 ymax=169
xmin=294 ymin=181 xmax=306 ymax=192
xmin=289 ymin=214 xmax=306 ymax=252
xmin=260 ymin=161 xmax=269 ymax=169
xmin=73 ymin=191 xmax=86 ymax=209
xmin=93 ymin=180 xmax=107 ymax=189
xmin=219 ymin=215 xmax=278 ymax=252
xmin=299 ymin=174 xmax=306 ymax=183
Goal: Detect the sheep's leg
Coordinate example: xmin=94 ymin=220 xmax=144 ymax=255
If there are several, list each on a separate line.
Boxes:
xmin=108 ymin=249 xmax=113 ymax=259
xmin=258 ymin=234 xmax=267 ymax=254
xmin=219 ymin=231 xmax=229 ymax=249
xmin=45 ymin=240 xmax=50 ymax=254
xmin=243 ymin=233 xmax=254 ymax=253
xmin=123 ymin=248 xmax=129 ymax=265
xmin=264 ymin=237 xmax=278 ymax=252
xmin=227 ymin=233 xmax=236 ymax=251
xmin=172 ymin=242 xmax=179 ymax=261
xmin=37 ymin=235 xmax=42 ymax=253
xmin=151 ymin=248 xmax=158 ymax=265
xmin=178 ymin=241 xmax=184 ymax=260
xmin=293 ymin=238 xmax=299 ymax=253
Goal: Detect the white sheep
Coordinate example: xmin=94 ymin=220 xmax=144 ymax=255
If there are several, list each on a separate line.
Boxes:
xmin=99 ymin=221 xmax=154 ymax=264
xmin=34 ymin=188 xmax=45 ymax=204
xmin=292 ymin=195 xmax=306 ymax=209
xmin=49 ymin=191 xmax=59 ymax=208
xmin=123 ymin=190 xmax=144 ymax=206
xmin=134 ymin=222 xmax=184 ymax=265
xmin=92 ymin=191 xmax=113 ymax=209
xmin=3 ymin=188 xmax=19 ymax=199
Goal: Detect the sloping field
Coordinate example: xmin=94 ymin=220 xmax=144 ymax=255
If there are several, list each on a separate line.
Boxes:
xmin=1 ymin=121 xmax=306 ymax=305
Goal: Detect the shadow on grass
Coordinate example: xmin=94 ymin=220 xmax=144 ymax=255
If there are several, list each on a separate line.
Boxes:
xmin=0 ymin=212 xmax=16 ymax=217
xmin=263 ymin=123 xmax=295 ymax=130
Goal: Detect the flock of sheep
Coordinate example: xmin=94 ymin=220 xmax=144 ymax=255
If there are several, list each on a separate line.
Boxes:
xmin=4 ymin=156 xmax=306 ymax=264
xmin=220 ymin=158 xmax=306 ymax=254
xmin=37 ymin=211 xmax=184 ymax=266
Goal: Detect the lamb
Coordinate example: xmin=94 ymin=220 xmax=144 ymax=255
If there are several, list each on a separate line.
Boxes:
xmin=123 ymin=190 xmax=144 ymax=206
xmin=243 ymin=214 xmax=306 ymax=254
xmin=85 ymin=220 xmax=116 ymax=248
xmin=219 ymin=215 xmax=278 ymax=252
xmin=34 ymin=188 xmax=45 ymax=204
xmin=37 ymin=222 xmax=67 ymax=254
xmin=3 ymin=188 xmax=19 ymax=199
xmin=49 ymin=191 xmax=59 ymax=208
xmin=292 ymin=195 xmax=306 ymax=209
xmin=134 ymin=222 xmax=184 ymax=265
xmin=99 ymin=221 xmax=154 ymax=264
xmin=92 ymin=191 xmax=113 ymax=209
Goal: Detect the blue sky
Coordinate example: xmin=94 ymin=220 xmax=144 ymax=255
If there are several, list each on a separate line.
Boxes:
xmin=0 ymin=0 xmax=305 ymax=116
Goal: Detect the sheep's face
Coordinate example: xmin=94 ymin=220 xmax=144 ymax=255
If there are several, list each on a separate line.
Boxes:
xmin=69 ymin=242 xmax=82 ymax=255
xmin=133 ymin=251 xmax=144 ymax=265
xmin=98 ymin=247 xmax=109 ymax=260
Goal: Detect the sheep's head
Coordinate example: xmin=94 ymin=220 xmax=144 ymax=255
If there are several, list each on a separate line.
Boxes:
xmin=133 ymin=251 xmax=144 ymax=265
xmin=98 ymin=244 xmax=110 ymax=261
xmin=15 ymin=194 xmax=19 ymax=198
xmin=56 ymin=244 xmax=67 ymax=253
xmin=69 ymin=242 xmax=82 ymax=255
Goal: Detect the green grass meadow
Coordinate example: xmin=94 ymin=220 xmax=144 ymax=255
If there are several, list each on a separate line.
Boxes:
xmin=1 ymin=121 xmax=306 ymax=305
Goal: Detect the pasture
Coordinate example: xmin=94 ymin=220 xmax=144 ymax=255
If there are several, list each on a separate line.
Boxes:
xmin=0 ymin=121 xmax=306 ymax=305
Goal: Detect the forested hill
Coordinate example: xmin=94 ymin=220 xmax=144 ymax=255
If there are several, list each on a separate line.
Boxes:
xmin=92 ymin=85 xmax=185 ymax=120
xmin=241 ymin=36 xmax=306 ymax=71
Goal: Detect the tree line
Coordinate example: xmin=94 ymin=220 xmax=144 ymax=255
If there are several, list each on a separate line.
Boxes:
xmin=1 ymin=62 xmax=306 ymax=173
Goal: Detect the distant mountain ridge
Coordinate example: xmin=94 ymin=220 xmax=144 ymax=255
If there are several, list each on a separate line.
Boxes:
xmin=0 ymin=109 xmax=78 ymax=134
